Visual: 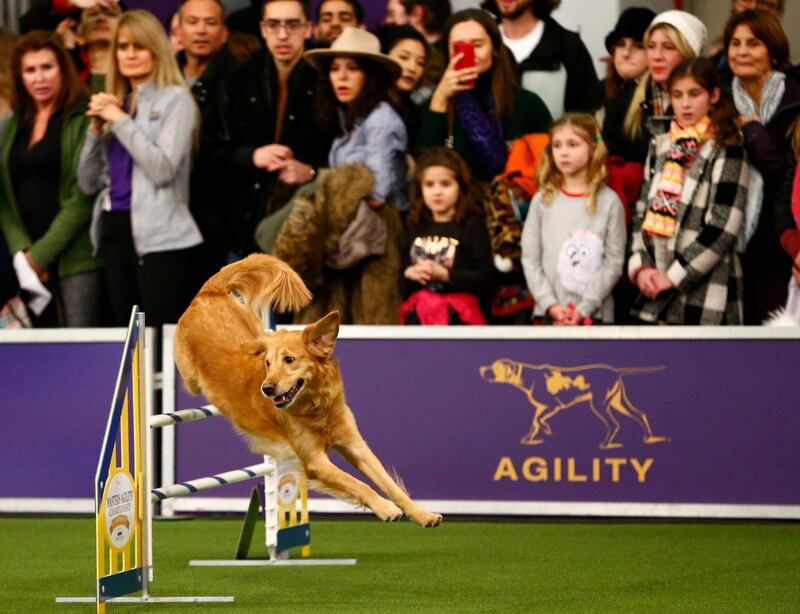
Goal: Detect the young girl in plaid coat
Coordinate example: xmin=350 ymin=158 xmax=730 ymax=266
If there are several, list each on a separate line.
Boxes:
xmin=628 ymin=58 xmax=749 ymax=325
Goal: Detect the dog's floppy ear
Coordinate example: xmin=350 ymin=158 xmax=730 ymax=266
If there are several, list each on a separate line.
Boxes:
xmin=240 ymin=338 xmax=268 ymax=356
xmin=302 ymin=311 xmax=340 ymax=358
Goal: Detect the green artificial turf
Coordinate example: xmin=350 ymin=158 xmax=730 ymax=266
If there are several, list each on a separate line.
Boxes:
xmin=0 ymin=516 xmax=798 ymax=613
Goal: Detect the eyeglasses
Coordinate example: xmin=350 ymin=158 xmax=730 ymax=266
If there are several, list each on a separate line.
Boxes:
xmin=262 ymin=20 xmax=307 ymax=34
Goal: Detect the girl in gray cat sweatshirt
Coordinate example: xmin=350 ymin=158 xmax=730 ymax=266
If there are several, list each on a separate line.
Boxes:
xmin=521 ymin=114 xmax=626 ymax=324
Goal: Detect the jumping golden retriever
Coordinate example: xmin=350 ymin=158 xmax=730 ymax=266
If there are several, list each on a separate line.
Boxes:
xmin=174 ymin=254 xmax=442 ymax=527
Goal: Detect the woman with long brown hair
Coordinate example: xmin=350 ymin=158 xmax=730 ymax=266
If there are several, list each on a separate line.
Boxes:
xmin=0 ymin=30 xmax=102 ymax=327
xmin=417 ymin=8 xmax=551 ymax=182
xmin=307 ymin=27 xmax=408 ymax=211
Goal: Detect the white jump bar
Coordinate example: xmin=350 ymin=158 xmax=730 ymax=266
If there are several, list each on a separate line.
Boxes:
xmin=149 ymin=405 xmax=221 ymax=428
xmin=151 ymin=462 xmax=274 ymax=502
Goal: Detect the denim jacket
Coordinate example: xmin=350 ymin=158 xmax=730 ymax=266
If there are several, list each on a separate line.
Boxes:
xmin=78 ymin=83 xmax=203 ymax=255
xmin=329 ymin=101 xmax=408 ymax=211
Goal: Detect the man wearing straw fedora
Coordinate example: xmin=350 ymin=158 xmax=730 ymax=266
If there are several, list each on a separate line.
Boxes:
xmin=213 ymin=0 xmax=331 ymax=259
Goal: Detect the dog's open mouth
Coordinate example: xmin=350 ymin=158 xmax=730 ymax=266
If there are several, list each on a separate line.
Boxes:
xmin=273 ymin=379 xmax=304 ymax=409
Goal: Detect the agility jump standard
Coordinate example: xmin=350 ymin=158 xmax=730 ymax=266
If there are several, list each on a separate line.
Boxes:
xmin=56 ymin=308 xmax=241 ymax=610
xmin=57 ymin=307 xmax=353 ymax=612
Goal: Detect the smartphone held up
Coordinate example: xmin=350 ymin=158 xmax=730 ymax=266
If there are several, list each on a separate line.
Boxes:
xmin=453 ymin=41 xmax=476 ymax=88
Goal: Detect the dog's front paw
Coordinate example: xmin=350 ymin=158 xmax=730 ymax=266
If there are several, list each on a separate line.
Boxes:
xmin=372 ymin=499 xmax=404 ymax=522
xmin=418 ymin=512 xmax=443 ymax=528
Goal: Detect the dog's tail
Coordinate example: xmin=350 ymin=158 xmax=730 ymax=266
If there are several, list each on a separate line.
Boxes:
xmin=206 ymin=254 xmax=312 ymax=315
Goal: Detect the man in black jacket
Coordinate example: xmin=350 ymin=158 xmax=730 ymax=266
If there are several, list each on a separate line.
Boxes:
xmin=215 ymin=0 xmax=331 ymax=259
xmin=483 ymin=0 xmax=601 ymax=118
xmin=177 ymin=0 xmax=240 ymax=287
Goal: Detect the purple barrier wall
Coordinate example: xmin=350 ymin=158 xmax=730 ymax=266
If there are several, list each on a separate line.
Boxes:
xmin=3 ymin=330 xmax=797 ymax=516
xmin=0 ymin=339 xmax=123 ymax=500
xmin=171 ymin=335 xmax=800 ymax=508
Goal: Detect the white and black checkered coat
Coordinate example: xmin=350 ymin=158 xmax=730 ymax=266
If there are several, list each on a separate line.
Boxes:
xmin=628 ymin=136 xmax=748 ymax=325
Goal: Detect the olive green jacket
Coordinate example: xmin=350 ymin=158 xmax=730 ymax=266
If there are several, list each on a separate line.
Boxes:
xmin=0 ymin=107 xmax=102 ymax=278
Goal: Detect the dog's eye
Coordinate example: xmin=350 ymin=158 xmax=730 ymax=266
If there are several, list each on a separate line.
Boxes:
xmin=265 ymin=360 xmax=270 ymax=368
xmin=284 ymin=356 xmax=294 ymax=364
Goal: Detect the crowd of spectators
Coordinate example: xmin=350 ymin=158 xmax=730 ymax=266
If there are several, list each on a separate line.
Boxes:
xmin=0 ymin=0 xmax=798 ymax=328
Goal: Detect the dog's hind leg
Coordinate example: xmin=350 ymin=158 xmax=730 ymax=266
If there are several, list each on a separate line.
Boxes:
xmin=586 ymin=398 xmax=613 ymax=449
xmin=336 ymin=441 xmax=442 ymax=528
xmin=600 ymin=403 xmax=623 ymax=449
xmin=611 ymin=379 xmax=669 ymax=444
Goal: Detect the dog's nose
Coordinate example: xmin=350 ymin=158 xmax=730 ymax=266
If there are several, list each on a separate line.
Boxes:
xmin=262 ymin=384 xmax=275 ymax=397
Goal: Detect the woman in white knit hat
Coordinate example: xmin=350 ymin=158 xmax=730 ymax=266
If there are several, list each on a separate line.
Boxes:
xmin=603 ymin=10 xmax=707 ymax=165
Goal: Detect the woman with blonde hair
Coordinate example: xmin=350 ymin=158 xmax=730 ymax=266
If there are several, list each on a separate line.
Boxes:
xmin=78 ymin=10 xmax=202 ymax=327
xmin=521 ymin=113 xmax=626 ymax=325
xmin=603 ymin=10 xmax=707 ymax=164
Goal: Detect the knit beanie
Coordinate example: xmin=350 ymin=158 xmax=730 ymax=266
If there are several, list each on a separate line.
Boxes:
xmin=648 ymin=10 xmax=707 ymax=57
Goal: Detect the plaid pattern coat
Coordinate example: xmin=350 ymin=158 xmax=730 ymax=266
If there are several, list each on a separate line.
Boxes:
xmin=628 ymin=136 xmax=748 ymax=325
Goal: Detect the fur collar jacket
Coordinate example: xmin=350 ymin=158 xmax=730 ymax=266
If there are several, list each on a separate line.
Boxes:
xmin=274 ymin=163 xmax=403 ymax=324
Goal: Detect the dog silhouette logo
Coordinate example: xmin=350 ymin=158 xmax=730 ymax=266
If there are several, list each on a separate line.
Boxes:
xmin=480 ymin=359 xmax=670 ymax=449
